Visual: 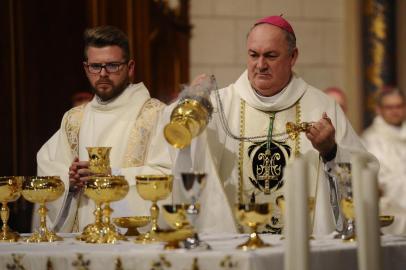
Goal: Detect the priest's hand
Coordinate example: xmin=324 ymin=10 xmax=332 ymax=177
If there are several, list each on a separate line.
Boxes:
xmin=305 ymin=112 xmax=337 ymax=162
xmin=68 ymin=158 xmax=90 ymax=193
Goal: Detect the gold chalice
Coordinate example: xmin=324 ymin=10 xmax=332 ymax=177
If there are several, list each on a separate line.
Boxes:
xmin=234 ymin=203 xmax=272 ymax=250
xmin=164 ymin=98 xmax=213 ymax=149
xmin=21 ymin=176 xmax=65 ymax=242
xmin=113 ymin=216 xmax=151 ymax=236
xmin=158 ymin=204 xmax=194 ymax=250
xmin=78 ymin=175 xmax=129 ymax=244
xmin=276 ymin=196 xmax=315 ymax=240
xmin=0 ymin=176 xmax=23 ymax=242
xmin=87 ymin=147 xmax=111 ymax=175
xmin=340 ymin=197 xmax=356 ymax=242
xmin=135 ymin=175 xmax=173 ymax=242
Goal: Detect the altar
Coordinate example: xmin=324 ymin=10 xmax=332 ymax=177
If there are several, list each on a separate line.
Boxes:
xmin=1 ymin=233 xmax=405 ymax=270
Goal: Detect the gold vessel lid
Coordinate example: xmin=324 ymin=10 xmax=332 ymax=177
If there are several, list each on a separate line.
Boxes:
xmin=163 ymin=122 xmax=192 ymax=149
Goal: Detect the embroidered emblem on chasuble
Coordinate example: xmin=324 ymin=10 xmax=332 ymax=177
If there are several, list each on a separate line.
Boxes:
xmin=239 ymin=100 xmax=299 ymax=234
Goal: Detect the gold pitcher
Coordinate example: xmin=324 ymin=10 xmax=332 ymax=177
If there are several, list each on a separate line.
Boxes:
xmin=164 ymin=98 xmax=213 ymax=149
xmin=86 ymin=147 xmax=112 ymax=174
xmin=0 ymin=176 xmax=23 ymax=242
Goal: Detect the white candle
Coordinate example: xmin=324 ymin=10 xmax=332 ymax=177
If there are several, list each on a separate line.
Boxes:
xmin=351 ymin=154 xmax=381 ymax=270
xmin=361 ymin=168 xmax=381 ymax=270
xmin=284 ymin=157 xmax=309 ymax=270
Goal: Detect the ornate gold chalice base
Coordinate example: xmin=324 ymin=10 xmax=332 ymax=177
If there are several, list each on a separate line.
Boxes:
xmin=22 ymin=176 xmax=65 ymax=242
xmin=276 ymin=196 xmax=315 ymax=240
xmin=135 ymin=175 xmax=173 ymax=243
xmin=86 ymin=147 xmax=112 ymax=175
xmin=164 ymin=98 xmax=212 ymax=149
xmin=159 ymin=204 xmax=194 ymax=250
xmin=234 ymin=203 xmax=272 ymax=250
xmin=340 ymin=197 xmax=356 ymax=242
xmin=0 ymin=176 xmax=23 ymax=242
xmin=286 ymin=121 xmax=314 ymax=140
xmin=113 ymin=216 xmax=151 ymax=236
xmin=78 ymin=175 xmax=129 ymax=244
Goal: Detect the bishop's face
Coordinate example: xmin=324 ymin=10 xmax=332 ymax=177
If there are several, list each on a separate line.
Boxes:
xmin=84 ymin=45 xmax=135 ymax=101
xmin=246 ymin=24 xmax=298 ymax=97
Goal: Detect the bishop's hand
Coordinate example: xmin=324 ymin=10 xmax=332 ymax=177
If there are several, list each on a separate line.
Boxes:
xmin=305 ymin=112 xmax=337 ymax=162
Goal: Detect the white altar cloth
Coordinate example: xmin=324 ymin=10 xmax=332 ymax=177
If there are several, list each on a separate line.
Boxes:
xmin=0 ymin=233 xmax=405 ymax=270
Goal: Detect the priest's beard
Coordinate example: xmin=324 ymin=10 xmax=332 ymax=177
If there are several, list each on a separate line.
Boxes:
xmin=92 ymin=78 xmax=130 ymax=102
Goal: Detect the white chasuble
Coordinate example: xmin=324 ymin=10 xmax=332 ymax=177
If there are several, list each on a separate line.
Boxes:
xmin=36 ymin=83 xmax=165 ymax=232
xmin=161 ymin=70 xmax=376 ymax=235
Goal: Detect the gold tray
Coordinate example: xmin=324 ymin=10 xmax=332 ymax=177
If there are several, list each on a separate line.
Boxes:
xmin=380 ymin=215 xmax=395 ymax=228
xmin=112 ymin=216 xmax=151 ymax=236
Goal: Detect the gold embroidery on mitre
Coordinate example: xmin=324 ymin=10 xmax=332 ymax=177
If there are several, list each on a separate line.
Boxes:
xmin=122 ymin=98 xmax=165 ymax=167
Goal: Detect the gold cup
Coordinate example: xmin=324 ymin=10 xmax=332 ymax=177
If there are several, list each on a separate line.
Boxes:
xmin=86 ymin=147 xmax=111 ymax=174
xmin=135 ymin=175 xmax=173 ymax=242
xmin=21 ymin=176 xmax=65 ymax=242
xmin=234 ymin=203 xmax=272 ymax=250
xmin=78 ymin=175 xmax=129 ymax=243
xmin=164 ymin=99 xmax=212 ymax=149
xmin=158 ymin=204 xmax=194 ymax=250
xmin=0 ymin=176 xmax=23 ymax=242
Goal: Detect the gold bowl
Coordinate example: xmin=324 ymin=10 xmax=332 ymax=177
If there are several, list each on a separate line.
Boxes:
xmin=0 ymin=176 xmax=23 ymax=242
xmin=21 ymin=176 xmax=65 ymax=242
xmin=380 ymin=215 xmax=394 ymax=228
xmin=234 ymin=203 xmax=272 ymax=250
xmin=162 ymin=204 xmax=191 ymax=230
xmin=135 ymin=175 xmax=173 ymax=243
xmin=112 ymin=216 xmax=151 ymax=236
xmin=87 ymin=146 xmax=111 ymax=175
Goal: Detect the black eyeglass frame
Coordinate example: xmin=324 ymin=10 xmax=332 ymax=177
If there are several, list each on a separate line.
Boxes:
xmin=83 ymin=61 xmax=129 ymax=74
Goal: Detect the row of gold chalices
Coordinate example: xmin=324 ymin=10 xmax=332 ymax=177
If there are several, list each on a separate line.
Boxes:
xmin=22 ymin=176 xmax=65 ymax=242
xmin=0 ymin=176 xmax=23 ymax=242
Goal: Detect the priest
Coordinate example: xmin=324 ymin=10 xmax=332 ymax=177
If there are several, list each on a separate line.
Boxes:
xmin=36 ymin=26 xmax=166 ymax=232
xmin=153 ymin=16 xmax=377 ymax=235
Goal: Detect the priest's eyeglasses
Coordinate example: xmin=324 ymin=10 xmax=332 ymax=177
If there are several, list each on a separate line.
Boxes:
xmin=84 ymin=61 xmax=128 ymax=74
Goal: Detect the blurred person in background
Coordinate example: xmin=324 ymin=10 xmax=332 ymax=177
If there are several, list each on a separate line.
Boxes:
xmin=362 ymin=86 xmax=406 ymax=234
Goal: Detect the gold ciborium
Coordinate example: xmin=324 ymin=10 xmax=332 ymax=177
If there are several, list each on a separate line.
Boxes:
xmin=276 ymin=195 xmax=316 ymax=240
xmin=113 ymin=216 xmax=151 ymax=236
xmin=234 ymin=203 xmax=272 ymax=250
xmin=164 ymin=98 xmax=213 ymax=149
xmin=286 ymin=122 xmax=314 ymax=140
xmin=341 ymin=197 xmax=356 ymax=242
xmin=0 ymin=176 xmax=23 ymax=242
xmin=86 ymin=147 xmax=111 ymax=175
xmin=78 ymin=175 xmax=129 ymax=244
xmin=135 ymin=175 xmax=173 ymax=242
xmin=159 ymin=204 xmax=194 ymax=250
xmin=21 ymin=176 xmax=65 ymax=242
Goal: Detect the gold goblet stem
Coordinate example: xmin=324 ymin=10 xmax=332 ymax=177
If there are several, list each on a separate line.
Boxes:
xmin=150 ymin=202 xmax=160 ymax=232
xmin=103 ymin=203 xmax=113 ymax=224
xmin=38 ymin=202 xmax=48 ymax=236
xmin=1 ymin=202 xmax=10 ymax=234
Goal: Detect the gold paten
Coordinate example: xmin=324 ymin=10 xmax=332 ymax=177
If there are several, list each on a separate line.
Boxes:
xmin=0 ymin=176 xmax=23 ymax=242
xmin=164 ymin=99 xmax=211 ymax=149
xmin=86 ymin=147 xmax=112 ymax=175
xmin=234 ymin=203 xmax=272 ymax=250
xmin=155 ymin=228 xmax=194 ymax=250
xmin=112 ymin=216 xmax=151 ymax=236
xmin=77 ymin=175 xmax=129 ymax=243
xmin=22 ymin=176 xmax=65 ymax=242
xmin=135 ymin=175 xmax=173 ymax=243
